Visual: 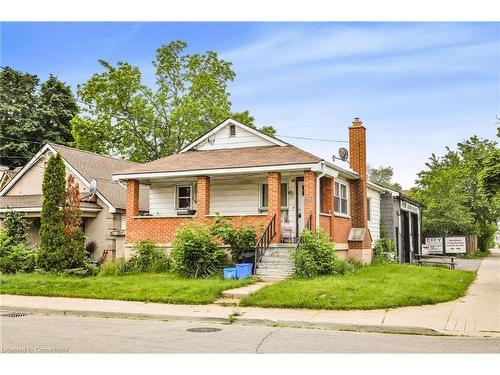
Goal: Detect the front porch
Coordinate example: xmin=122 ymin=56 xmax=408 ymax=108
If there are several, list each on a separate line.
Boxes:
xmin=124 ymin=168 xmax=341 ymax=247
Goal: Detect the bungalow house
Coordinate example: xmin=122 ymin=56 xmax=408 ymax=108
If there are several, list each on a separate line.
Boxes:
xmin=113 ymin=117 xmax=386 ymax=278
xmin=380 ymin=189 xmax=423 ymax=263
xmin=0 ymin=143 xmax=148 ymax=260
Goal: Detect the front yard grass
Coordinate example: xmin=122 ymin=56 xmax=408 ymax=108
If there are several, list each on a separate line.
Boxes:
xmin=0 ymin=272 xmax=255 ymax=305
xmin=240 ymin=264 xmax=475 ymax=310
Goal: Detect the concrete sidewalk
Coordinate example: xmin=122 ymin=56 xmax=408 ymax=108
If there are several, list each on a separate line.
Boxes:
xmin=2 ymin=249 xmax=499 ymax=337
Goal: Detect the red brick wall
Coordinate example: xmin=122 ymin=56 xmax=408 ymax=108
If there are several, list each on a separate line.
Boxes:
xmin=126 ymin=214 xmax=270 ymax=245
xmin=321 ymin=176 xmax=333 ymax=213
xmin=333 ymin=215 xmax=352 ymax=243
xmin=304 ymin=170 xmax=317 ymax=231
xmin=196 ymin=176 xmax=210 ymax=218
xmin=319 ymin=214 xmax=331 ymax=236
xmin=267 ymin=172 xmax=282 ymax=242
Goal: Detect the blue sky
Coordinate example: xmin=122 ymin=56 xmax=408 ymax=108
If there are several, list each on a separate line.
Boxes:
xmin=1 ymin=22 xmax=499 ymax=188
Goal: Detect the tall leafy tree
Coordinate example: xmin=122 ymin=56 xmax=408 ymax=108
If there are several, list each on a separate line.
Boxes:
xmin=38 ymin=153 xmax=67 ymax=271
xmin=0 ymin=67 xmax=79 ymax=168
xmin=62 ymin=174 xmax=86 ymax=268
xmin=411 ymin=136 xmax=500 ymax=249
xmin=72 ymin=40 xmax=275 ymax=162
xmin=368 ymin=165 xmax=402 ymax=191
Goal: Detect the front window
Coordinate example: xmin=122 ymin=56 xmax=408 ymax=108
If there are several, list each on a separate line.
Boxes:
xmin=334 ymin=181 xmax=349 ymax=215
xmin=260 ymin=183 xmax=288 ymax=209
xmin=176 ymin=185 xmax=192 ymax=209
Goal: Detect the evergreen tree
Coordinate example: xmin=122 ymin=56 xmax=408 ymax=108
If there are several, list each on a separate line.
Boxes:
xmin=38 ymin=153 xmax=67 ymax=271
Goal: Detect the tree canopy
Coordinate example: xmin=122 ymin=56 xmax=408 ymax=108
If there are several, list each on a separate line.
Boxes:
xmin=368 ymin=165 xmax=402 ymax=191
xmin=71 ymin=40 xmax=275 ymax=162
xmin=0 ymin=67 xmax=78 ymax=168
xmin=410 ymin=135 xmax=500 ymax=249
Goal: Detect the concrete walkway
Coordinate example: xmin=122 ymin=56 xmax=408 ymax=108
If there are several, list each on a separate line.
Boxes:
xmin=2 ymin=249 xmax=499 ymax=337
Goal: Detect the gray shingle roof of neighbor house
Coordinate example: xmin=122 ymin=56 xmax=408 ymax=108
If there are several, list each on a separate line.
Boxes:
xmin=115 ymin=145 xmax=323 ymax=176
xmin=0 ymin=194 xmax=102 ymax=210
xmin=48 ymin=143 xmax=149 ymax=211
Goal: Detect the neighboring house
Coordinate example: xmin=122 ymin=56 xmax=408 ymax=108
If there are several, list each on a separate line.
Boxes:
xmin=113 ymin=117 xmax=385 ymax=276
xmin=380 ymin=189 xmax=423 ymax=263
xmin=0 ymin=165 xmax=22 ymax=191
xmin=0 ymin=143 xmax=148 ymax=260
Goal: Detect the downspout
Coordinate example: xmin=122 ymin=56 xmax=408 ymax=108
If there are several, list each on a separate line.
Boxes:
xmin=316 ymin=161 xmax=327 ymax=230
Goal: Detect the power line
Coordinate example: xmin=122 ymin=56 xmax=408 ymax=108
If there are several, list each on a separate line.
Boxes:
xmin=0 ymin=135 xmax=45 ymax=145
xmin=277 ymin=134 xmax=348 ymax=143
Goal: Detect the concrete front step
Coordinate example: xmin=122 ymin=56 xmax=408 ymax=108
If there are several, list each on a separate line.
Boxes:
xmin=256 ymin=268 xmax=294 ymax=277
xmin=256 ymin=264 xmax=294 ymax=272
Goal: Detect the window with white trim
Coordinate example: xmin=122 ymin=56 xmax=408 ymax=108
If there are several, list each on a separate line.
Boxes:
xmin=229 ymin=124 xmax=236 ymax=137
xmin=260 ymin=183 xmax=288 ymax=209
xmin=176 ymin=185 xmax=193 ymax=209
xmin=334 ymin=181 xmax=349 ymax=215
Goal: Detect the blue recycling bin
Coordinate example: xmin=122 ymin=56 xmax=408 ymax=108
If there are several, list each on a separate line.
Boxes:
xmin=223 ymin=267 xmax=237 ymax=280
xmin=236 ymin=263 xmax=253 ymax=279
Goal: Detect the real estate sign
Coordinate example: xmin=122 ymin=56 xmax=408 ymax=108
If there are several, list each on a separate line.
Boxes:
xmin=445 ymin=236 xmax=467 ymax=254
xmin=425 ymin=237 xmax=443 ymax=254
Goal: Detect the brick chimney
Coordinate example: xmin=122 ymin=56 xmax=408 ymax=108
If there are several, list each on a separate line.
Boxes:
xmin=348 ymin=117 xmax=368 ymax=229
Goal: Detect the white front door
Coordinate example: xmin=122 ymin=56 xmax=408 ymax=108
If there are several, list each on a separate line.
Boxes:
xmin=297 ymin=180 xmax=305 ymax=233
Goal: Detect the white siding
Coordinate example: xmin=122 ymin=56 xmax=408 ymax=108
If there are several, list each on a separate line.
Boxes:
xmin=197 ymin=124 xmax=274 ymax=151
xmin=367 ymin=188 xmax=381 ymax=245
xmin=149 ymin=183 xmax=177 ymax=215
xmin=210 ymin=179 xmax=259 ymax=215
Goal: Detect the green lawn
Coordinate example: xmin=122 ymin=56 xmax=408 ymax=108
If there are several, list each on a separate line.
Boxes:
xmin=0 ymin=273 xmax=255 ymax=305
xmin=240 ymin=264 xmax=475 ymax=310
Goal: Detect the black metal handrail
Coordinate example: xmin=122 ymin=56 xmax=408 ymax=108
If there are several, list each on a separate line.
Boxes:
xmin=253 ymin=214 xmax=276 ymax=272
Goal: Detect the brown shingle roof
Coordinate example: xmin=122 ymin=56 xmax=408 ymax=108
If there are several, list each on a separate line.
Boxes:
xmin=49 ymin=144 xmax=149 ymax=211
xmin=116 ymin=146 xmax=322 ymax=175
xmin=0 ymin=194 xmax=102 ymax=210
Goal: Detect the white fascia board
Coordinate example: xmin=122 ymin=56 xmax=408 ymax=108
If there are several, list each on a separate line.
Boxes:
xmin=113 ymin=163 xmax=319 ymax=181
xmin=324 ymin=161 xmax=358 ymax=179
xmin=367 ymin=181 xmax=388 ymax=193
xmin=311 ymin=162 xmax=339 ymax=178
xmin=0 ymin=144 xmax=52 ymax=196
xmin=0 ymin=207 xmax=102 ymax=213
xmin=178 ymin=118 xmax=287 ymax=153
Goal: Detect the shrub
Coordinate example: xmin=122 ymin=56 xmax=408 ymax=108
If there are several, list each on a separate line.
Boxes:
xmin=211 ymin=215 xmax=256 ymax=263
xmin=61 ymin=260 xmax=99 ymax=277
xmin=3 ymin=210 xmax=30 ymax=246
xmin=372 ymin=237 xmax=396 ymax=265
xmin=99 ymin=259 xmax=125 ymax=276
xmin=294 ymin=229 xmax=338 ymax=278
xmin=0 ymin=241 xmax=37 ymax=274
xmin=172 ymin=222 xmax=227 ymax=278
xmin=120 ymin=241 xmax=170 ymax=274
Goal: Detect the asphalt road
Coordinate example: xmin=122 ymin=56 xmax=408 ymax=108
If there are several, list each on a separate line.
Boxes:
xmin=1 ymin=312 xmax=499 ymax=353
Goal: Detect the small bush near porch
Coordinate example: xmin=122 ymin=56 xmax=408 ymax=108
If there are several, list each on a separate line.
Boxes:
xmin=240 ymin=264 xmax=475 ymax=310
xmin=0 ymin=273 xmax=255 ymax=305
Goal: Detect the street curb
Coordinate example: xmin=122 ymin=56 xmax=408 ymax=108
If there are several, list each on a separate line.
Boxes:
xmin=1 ymin=304 xmax=441 ymax=336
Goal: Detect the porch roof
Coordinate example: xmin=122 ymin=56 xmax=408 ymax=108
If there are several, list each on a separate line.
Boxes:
xmin=0 ymin=194 xmax=102 ymax=211
xmin=113 ymin=145 xmax=323 ymax=179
